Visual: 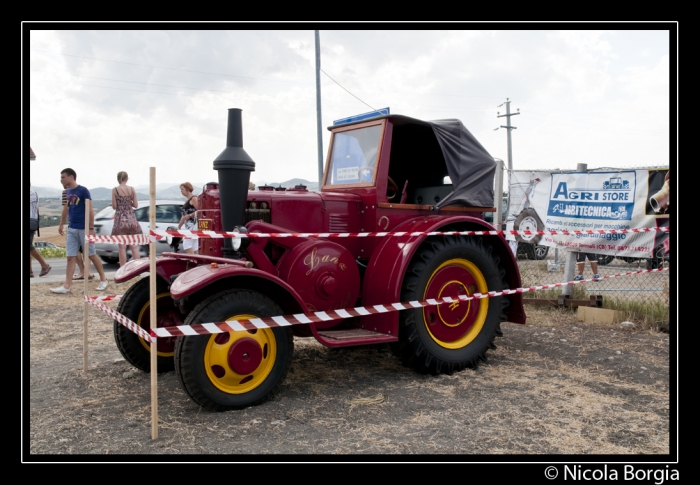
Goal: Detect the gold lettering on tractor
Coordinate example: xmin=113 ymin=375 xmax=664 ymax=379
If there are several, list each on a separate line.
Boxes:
xmin=321 ymin=254 xmax=340 ymax=264
xmin=303 ymin=248 xmax=320 ymax=275
xmin=303 ymin=247 xmax=343 ymax=275
xmin=449 ymin=300 xmax=460 ymax=311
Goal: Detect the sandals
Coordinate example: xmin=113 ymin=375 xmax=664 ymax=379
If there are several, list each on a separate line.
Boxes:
xmin=39 ymin=265 xmax=52 ymax=277
xmin=72 ymin=274 xmax=95 ymax=281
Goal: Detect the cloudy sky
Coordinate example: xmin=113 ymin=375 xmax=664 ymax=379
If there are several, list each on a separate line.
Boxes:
xmin=25 ymin=26 xmax=675 ymax=192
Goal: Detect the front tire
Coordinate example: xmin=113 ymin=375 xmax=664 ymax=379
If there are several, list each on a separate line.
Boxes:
xmin=391 ymin=236 xmax=508 ymax=375
xmin=514 ymin=208 xmax=544 ymax=245
xmin=646 ymin=245 xmax=666 ymax=270
xmin=174 ymin=290 xmax=294 ymax=412
xmin=534 ymin=244 xmax=549 ymax=260
xmin=114 ymin=276 xmax=183 ymax=373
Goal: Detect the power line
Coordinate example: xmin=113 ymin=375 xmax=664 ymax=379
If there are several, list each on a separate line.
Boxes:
xmin=30 ymin=47 xmax=310 ymax=85
xmin=30 ymin=69 xmax=236 ymax=95
xmin=320 ymin=68 xmax=376 ymax=112
xmin=32 ymin=46 xmax=379 ymax=112
xmin=31 ymin=77 xmax=237 ymax=101
xmin=524 ymin=109 xmax=668 ymax=137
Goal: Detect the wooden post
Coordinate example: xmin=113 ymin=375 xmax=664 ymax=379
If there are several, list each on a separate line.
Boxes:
xmin=83 ymin=199 xmax=91 ymax=372
xmin=149 ymin=167 xmax=158 ymax=439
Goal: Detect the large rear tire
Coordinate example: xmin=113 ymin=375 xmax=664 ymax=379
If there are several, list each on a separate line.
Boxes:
xmin=114 ymin=276 xmax=183 ymax=373
xmin=391 ymin=236 xmax=508 ymax=375
xmin=174 ymin=290 xmax=294 ymax=412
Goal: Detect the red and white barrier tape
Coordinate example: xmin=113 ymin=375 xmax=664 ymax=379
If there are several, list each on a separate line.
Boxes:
xmin=84 ymin=296 xmax=152 ymax=342
xmin=86 ymin=294 xmax=122 ymax=302
xmin=88 ymin=234 xmax=154 ymax=244
xmin=139 ymin=267 xmax=668 ymax=338
xmin=87 ymin=226 xmax=669 ymax=243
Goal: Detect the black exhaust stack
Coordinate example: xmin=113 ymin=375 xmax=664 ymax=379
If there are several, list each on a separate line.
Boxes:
xmin=213 ymin=108 xmax=255 ymax=259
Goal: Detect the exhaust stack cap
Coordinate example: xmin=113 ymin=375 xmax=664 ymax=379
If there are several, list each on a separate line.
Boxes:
xmin=213 ymin=108 xmax=255 ymax=172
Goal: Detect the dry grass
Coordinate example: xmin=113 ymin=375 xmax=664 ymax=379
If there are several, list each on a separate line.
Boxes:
xmin=26 ymin=282 xmax=672 ymax=458
xmin=33 ymin=224 xmax=67 ymax=248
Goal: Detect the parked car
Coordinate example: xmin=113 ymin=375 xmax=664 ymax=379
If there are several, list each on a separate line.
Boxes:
xmin=94 ymin=200 xmax=184 ymax=264
xmin=516 ymin=242 xmax=550 ymax=260
xmin=34 ymin=241 xmax=63 ymax=250
xmin=484 ymin=198 xmax=549 ymax=260
xmin=595 ymin=254 xmax=616 ymax=266
xmin=616 ymin=244 xmax=669 ymax=269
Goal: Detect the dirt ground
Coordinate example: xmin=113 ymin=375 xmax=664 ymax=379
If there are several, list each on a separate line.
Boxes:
xmin=25 ymin=276 xmax=673 ymax=461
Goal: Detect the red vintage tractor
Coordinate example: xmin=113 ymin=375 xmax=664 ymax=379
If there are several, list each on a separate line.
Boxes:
xmin=113 ymin=108 xmax=526 ymax=411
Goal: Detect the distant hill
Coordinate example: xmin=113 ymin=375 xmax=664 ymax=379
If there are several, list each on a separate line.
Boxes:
xmin=31 ymin=178 xmax=318 ymax=200
xmin=31 ymin=184 xmax=194 ymax=201
xmin=257 ymin=178 xmax=318 ymax=191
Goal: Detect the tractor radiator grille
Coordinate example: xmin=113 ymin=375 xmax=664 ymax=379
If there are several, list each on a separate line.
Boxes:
xmin=245 ymin=208 xmax=271 ymax=224
xmin=328 ymin=213 xmax=350 ymax=232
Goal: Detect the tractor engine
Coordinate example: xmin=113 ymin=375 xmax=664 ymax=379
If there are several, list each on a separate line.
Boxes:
xmin=274 ymin=239 xmax=360 ymax=325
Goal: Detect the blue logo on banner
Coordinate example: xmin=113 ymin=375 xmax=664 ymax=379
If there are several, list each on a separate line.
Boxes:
xmin=547 ymin=175 xmax=635 ymax=221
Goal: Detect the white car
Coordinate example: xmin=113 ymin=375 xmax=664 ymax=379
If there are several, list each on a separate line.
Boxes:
xmin=34 ymin=241 xmax=64 ymax=250
xmin=93 ymin=200 xmax=184 ymax=264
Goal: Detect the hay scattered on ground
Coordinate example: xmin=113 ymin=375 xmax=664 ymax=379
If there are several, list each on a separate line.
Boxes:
xmin=26 ymin=281 xmax=671 ymax=457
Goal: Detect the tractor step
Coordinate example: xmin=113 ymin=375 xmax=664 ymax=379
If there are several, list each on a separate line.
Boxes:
xmin=317 ymin=329 xmax=392 ymax=340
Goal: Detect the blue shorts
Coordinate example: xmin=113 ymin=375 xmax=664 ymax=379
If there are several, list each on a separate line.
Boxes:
xmin=66 ymin=227 xmax=96 ymax=257
xmin=576 ymin=252 xmax=596 ymax=262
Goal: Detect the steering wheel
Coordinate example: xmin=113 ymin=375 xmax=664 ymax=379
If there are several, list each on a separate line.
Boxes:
xmin=387 ymin=176 xmax=399 ymax=201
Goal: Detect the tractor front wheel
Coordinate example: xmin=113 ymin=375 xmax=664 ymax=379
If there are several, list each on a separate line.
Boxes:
xmin=391 ymin=236 xmax=508 ymax=374
xmin=114 ymin=276 xmax=183 ymax=373
xmin=174 ymin=290 xmax=294 ymax=412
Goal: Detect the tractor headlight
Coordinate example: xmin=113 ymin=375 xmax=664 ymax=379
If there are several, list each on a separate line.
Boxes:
xmin=231 ymin=226 xmax=250 ymax=252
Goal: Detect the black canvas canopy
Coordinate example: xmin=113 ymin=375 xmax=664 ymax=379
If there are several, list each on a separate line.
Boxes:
xmin=331 ymin=114 xmax=497 ymax=209
xmin=428 ymin=118 xmax=496 ymax=208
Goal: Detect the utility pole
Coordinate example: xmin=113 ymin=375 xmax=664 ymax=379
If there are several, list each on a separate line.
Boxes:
xmin=496 ymin=98 xmax=519 ymax=172
xmin=315 ymin=30 xmax=324 ymax=188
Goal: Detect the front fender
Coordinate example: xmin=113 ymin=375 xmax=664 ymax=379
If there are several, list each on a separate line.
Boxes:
xmin=361 ymin=215 xmax=526 ymax=335
xmin=169 ymin=263 xmax=308 ymax=317
xmin=113 ymin=256 xmax=196 ymax=285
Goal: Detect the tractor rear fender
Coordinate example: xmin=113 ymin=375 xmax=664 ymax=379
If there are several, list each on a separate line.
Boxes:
xmin=168 ymin=264 xmax=308 ymax=329
xmin=360 ymin=215 xmax=526 ymax=335
xmin=113 ymin=256 xmax=194 ymax=286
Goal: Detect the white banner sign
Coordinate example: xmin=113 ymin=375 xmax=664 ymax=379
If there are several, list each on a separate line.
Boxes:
xmin=505 ymin=168 xmax=670 ymax=258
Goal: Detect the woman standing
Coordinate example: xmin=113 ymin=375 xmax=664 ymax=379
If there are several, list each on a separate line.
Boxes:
xmin=111 ymin=171 xmax=143 ymax=267
xmin=29 ymin=181 xmax=51 ymax=278
xmin=178 ymin=182 xmax=199 ymax=254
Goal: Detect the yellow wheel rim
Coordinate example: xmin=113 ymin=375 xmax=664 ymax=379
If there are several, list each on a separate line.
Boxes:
xmin=422 ymin=258 xmax=489 ymax=349
xmin=204 ymin=314 xmax=278 ymax=394
xmin=137 ymin=291 xmax=177 ymax=358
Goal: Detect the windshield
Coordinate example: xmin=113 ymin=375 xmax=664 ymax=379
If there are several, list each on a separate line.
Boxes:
xmin=325 ymin=124 xmax=382 ymax=187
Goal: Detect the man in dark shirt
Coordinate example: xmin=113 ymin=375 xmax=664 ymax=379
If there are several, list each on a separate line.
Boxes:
xmin=62 ymin=189 xmax=93 ymax=280
xmin=50 ymin=168 xmax=109 ymax=294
